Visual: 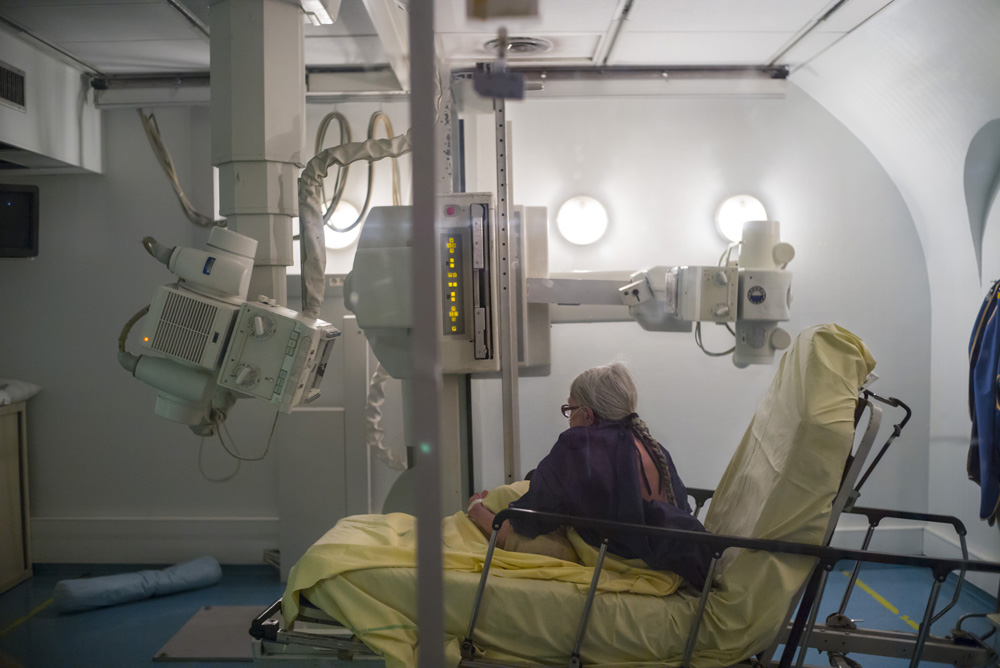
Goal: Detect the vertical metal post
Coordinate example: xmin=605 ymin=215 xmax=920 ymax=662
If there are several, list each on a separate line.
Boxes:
xmin=571 ymin=540 xmax=609 ymax=663
xmin=494 ymin=99 xmax=521 ymax=483
xmin=464 ymin=527 xmax=501 ymax=655
xmin=794 ymin=568 xmax=830 ymax=668
xmin=682 ymin=554 xmax=720 ymax=666
xmin=909 ymin=578 xmax=944 ymax=668
xmin=409 ymin=2 xmax=444 ymax=666
xmin=837 ymin=524 xmax=876 ymax=616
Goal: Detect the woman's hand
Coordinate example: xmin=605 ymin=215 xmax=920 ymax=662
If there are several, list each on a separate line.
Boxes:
xmin=466 ymin=489 xmax=489 ymax=513
xmin=466 ymin=490 xmax=493 ymax=537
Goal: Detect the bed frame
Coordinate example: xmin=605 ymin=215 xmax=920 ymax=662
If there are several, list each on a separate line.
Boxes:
xmin=250 ymin=392 xmax=1000 ymax=667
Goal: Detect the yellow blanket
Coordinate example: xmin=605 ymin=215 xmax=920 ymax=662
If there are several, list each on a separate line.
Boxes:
xmin=283 ymin=324 xmax=876 ymax=667
xmin=284 ymin=480 xmax=686 ymax=666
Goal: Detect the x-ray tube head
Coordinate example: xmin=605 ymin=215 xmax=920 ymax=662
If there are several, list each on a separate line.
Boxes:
xmin=732 ymin=220 xmax=794 ymax=367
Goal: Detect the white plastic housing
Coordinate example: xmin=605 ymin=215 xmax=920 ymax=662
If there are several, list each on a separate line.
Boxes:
xmin=168 ymin=227 xmax=257 ymax=305
xmin=133 ymin=355 xmax=215 ymax=424
xmin=141 ymin=285 xmax=240 ymax=370
xmin=217 ymin=299 xmax=339 ymax=412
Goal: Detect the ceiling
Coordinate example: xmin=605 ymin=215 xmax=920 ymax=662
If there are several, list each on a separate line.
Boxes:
xmin=0 ymin=0 xmax=896 ymax=85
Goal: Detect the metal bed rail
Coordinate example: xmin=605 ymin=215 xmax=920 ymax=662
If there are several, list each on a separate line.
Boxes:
xmin=458 ymin=507 xmax=1000 ymax=668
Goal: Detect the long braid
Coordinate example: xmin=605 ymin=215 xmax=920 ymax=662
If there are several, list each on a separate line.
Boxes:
xmin=630 ymin=415 xmax=679 ymax=508
xmin=570 ymin=362 xmax=681 ymax=509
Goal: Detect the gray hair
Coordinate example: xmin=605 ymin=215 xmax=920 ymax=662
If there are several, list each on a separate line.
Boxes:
xmin=570 ymin=362 xmax=679 ymax=507
xmin=569 ymin=362 xmax=638 ymax=422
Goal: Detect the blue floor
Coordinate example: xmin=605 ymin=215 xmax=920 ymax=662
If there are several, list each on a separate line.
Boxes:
xmin=0 ymin=563 xmax=284 ymax=668
xmin=0 ymin=561 xmax=996 ymax=666
xmin=784 ymin=562 xmax=999 ymax=667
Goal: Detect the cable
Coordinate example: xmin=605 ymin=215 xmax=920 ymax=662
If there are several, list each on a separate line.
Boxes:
xmin=137 ymin=109 xmax=222 ymax=228
xmin=365 ymin=363 xmax=407 ymax=471
xmin=315 ymin=111 xmax=352 ymax=222
xmin=371 ymin=111 xmax=403 ymax=207
xmin=327 ymin=111 xmax=403 ymax=234
xmin=212 ymin=410 xmax=280 ymax=462
xmin=118 ymin=305 xmax=149 ymax=354
xmin=297 ymin=128 xmax=412 ymax=318
xmin=198 ymin=436 xmax=241 ymax=482
xmin=718 ymin=241 xmax=739 ymax=267
xmin=695 ymin=322 xmax=735 ymax=357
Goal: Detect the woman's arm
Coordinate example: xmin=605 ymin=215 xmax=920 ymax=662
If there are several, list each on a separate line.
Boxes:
xmin=466 ymin=491 xmax=512 ymax=548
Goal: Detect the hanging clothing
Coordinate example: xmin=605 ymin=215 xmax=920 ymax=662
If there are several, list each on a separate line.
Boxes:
xmin=508 ymin=421 xmax=713 ymax=587
xmin=968 ymin=280 xmax=1000 ymax=524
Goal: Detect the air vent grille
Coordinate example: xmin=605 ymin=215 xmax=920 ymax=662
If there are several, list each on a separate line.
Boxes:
xmin=0 ymin=60 xmax=26 ymax=112
xmin=151 ymin=291 xmax=217 ymax=364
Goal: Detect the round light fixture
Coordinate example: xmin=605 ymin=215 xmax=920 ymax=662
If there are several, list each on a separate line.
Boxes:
xmin=483 ymin=36 xmax=553 ymax=56
xmin=716 ymin=195 xmax=767 ymax=243
xmin=324 ymin=201 xmax=362 ymax=250
xmin=556 ymin=196 xmax=608 ymax=246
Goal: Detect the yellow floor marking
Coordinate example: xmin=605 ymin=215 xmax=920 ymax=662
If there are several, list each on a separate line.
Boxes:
xmin=850 ymin=576 xmax=900 ymax=615
xmin=840 ymin=570 xmax=922 ymax=631
xmin=0 ymin=598 xmax=53 ymax=637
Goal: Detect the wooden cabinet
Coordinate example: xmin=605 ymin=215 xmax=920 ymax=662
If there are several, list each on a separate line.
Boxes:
xmin=0 ymin=401 xmax=31 ymax=594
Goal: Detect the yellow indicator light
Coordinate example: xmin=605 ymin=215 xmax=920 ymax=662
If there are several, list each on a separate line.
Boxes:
xmin=143 ymin=337 xmax=149 ymax=342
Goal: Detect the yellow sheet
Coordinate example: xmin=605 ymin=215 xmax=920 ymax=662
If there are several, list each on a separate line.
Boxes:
xmin=283 ymin=323 xmax=876 ymax=667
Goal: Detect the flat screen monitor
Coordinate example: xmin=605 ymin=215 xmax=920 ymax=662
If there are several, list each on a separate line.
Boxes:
xmin=0 ymin=184 xmax=39 ymax=257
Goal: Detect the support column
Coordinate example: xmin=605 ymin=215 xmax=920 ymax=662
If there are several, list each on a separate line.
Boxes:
xmin=210 ymin=0 xmax=305 ymax=306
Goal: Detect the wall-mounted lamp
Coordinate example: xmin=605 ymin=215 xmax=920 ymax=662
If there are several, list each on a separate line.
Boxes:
xmin=324 ymin=201 xmax=362 ymax=249
xmin=716 ymin=194 xmax=767 ymax=243
xmin=556 ymin=196 xmax=608 ymax=246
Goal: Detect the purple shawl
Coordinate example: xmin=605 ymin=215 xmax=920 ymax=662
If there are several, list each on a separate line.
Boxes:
xmin=508 ymin=422 xmax=712 ymax=587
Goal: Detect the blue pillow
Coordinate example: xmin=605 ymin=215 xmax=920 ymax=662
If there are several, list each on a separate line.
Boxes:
xmin=52 ymin=556 xmax=222 ymax=613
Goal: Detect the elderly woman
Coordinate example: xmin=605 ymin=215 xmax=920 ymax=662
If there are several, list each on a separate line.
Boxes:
xmin=466 ymin=362 xmax=713 ymax=587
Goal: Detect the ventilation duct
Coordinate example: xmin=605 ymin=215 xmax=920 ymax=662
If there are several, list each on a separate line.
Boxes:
xmin=0 ymin=60 xmax=26 ymax=111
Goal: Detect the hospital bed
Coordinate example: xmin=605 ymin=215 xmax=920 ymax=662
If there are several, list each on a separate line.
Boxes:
xmin=249 ymin=325 xmax=1000 ymax=667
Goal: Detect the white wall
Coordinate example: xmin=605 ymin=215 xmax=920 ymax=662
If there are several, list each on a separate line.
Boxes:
xmin=470 ymin=83 xmax=931 ymax=534
xmin=0 ymin=98 xmax=411 ymax=564
xmin=791 ymin=0 xmax=1000 ymax=583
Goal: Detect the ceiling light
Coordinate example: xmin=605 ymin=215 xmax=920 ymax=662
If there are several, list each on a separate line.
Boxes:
xmin=324 ymin=201 xmax=362 ymax=249
xmin=716 ymin=195 xmax=767 ymax=243
xmin=483 ymin=36 xmax=552 ymax=56
xmin=301 ymin=0 xmax=339 ymax=25
xmin=556 ymin=196 xmax=608 ymax=246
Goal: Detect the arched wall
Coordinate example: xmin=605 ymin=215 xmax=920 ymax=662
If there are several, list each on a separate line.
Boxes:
xmin=792 ymin=0 xmax=1000 ymax=566
xmin=471 ymin=82 xmax=931 ymax=534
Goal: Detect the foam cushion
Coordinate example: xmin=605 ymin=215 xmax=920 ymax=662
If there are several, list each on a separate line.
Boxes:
xmin=53 ymin=556 xmax=222 ymax=613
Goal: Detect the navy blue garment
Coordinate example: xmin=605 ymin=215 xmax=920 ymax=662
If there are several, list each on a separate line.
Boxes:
xmin=508 ymin=422 xmax=713 ymax=587
xmin=969 ymin=280 xmax=1000 ymax=523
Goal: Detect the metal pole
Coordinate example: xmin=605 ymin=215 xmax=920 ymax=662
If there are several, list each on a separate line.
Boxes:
xmin=682 ymin=554 xmax=720 ymax=666
xmin=494 ymin=99 xmax=521 ymax=483
xmin=837 ymin=525 xmax=876 ymax=616
xmin=795 ymin=568 xmax=831 ymax=668
xmin=910 ymin=578 xmax=944 ymax=668
xmin=409 ymin=1 xmax=444 ymax=666
xmin=570 ymin=540 xmax=609 ymax=663
xmin=464 ymin=528 xmax=501 ymax=651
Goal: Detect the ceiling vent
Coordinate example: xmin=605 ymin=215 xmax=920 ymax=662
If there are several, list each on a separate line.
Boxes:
xmin=483 ymin=36 xmax=552 ymax=56
xmin=0 ymin=60 xmax=26 ymax=112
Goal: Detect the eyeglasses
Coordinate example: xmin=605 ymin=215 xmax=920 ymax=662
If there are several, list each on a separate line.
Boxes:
xmin=560 ymin=404 xmax=580 ymax=418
